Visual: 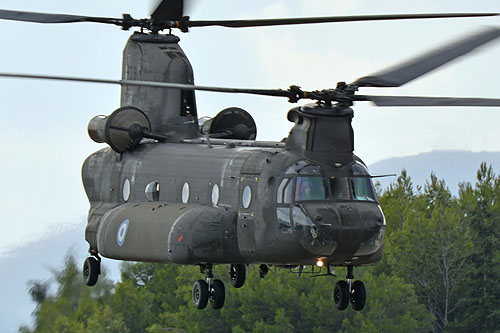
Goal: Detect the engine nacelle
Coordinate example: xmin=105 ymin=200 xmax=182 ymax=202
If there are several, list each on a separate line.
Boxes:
xmin=199 ymin=107 xmax=257 ymax=140
xmin=88 ymin=106 xmax=151 ymax=153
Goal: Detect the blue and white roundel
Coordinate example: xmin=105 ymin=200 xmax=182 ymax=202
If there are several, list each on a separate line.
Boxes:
xmin=116 ymin=219 xmax=130 ymax=247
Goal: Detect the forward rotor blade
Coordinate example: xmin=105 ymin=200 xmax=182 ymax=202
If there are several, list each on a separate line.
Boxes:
xmin=0 ymin=9 xmax=498 ymax=31
xmin=0 ymin=72 xmax=292 ymax=98
xmin=0 ymin=9 xmax=120 ymax=25
xmin=151 ymin=0 xmax=183 ymax=22
xmin=357 ymin=95 xmax=500 ymax=107
xmin=189 ymin=13 xmax=499 ymax=29
xmin=352 ymin=26 xmax=500 ymax=88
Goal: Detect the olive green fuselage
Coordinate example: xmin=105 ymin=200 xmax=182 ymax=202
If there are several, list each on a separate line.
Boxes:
xmin=82 ymin=139 xmax=385 ymax=267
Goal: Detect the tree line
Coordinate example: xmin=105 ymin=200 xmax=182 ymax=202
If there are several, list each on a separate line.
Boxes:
xmin=21 ymin=163 xmax=500 ymax=332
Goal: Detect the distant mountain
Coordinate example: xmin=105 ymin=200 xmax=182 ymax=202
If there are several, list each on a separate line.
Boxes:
xmin=368 ymin=150 xmax=500 ymax=195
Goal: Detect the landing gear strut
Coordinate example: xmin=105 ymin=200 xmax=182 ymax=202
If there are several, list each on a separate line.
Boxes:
xmin=83 ymin=250 xmax=101 ymax=286
xmin=192 ymin=264 xmax=226 ymax=310
xmin=333 ymin=266 xmax=366 ymax=311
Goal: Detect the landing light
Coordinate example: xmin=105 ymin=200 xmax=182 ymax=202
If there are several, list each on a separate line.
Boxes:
xmin=316 ymin=259 xmax=324 ymax=267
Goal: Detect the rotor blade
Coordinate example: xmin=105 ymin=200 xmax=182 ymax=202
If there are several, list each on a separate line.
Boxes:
xmin=4 ymin=72 xmax=500 ymax=107
xmin=188 ymin=13 xmax=500 ymax=29
xmin=0 ymin=72 xmax=293 ymax=98
xmin=352 ymin=26 xmax=500 ymax=88
xmin=151 ymin=0 xmax=183 ymax=22
xmin=356 ymin=95 xmax=500 ymax=107
xmin=0 ymin=9 xmax=120 ymax=25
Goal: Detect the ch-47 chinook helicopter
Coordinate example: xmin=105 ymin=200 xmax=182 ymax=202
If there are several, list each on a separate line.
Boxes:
xmin=1 ymin=1 xmax=500 ymax=312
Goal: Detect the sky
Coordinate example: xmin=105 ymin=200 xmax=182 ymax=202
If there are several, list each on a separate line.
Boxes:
xmin=0 ymin=1 xmax=499 ymax=257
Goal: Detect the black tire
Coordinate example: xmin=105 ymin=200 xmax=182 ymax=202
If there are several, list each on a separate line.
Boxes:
xmin=229 ymin=264 xmax=246 ymax=288
xmin=210 ymin=279 xmax=226 ymax=310
xmin=83 ymin=257 xmax=100 ymax=287
xmin=192 ymin=280 xmax=209 ymax=309
xmin=350 ymin=280 xmax=366 ymax=311
xmin=334 ymin=280 xmax=349 ymax=310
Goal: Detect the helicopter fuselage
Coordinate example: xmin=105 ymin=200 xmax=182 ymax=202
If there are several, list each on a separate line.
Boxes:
xmin=82 ymin=138 xmax=385 ymax=268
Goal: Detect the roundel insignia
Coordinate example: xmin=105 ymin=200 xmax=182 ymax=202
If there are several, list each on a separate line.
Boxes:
xmin=117 ymin=219 xmax=130 ymax=247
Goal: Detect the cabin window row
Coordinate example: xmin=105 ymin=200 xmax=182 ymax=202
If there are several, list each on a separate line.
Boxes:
xmin=121 ymin=178 xmax=221 ymax=206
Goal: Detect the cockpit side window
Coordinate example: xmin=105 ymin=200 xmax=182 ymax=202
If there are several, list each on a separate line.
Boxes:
xmin=351 ymin=177 xmax=377 ymax=201
xmin=277 ymin=178 xmax=293 ymax=204
xmin=276 ymin=177 xmax=294 ymax=232
xmin=276 ymin=161 xmax=326 ymax=233
xmin=295 ymin=176 xmax=328 ymax=201
xmin=350 ymin=161 xmax=377 ymax=201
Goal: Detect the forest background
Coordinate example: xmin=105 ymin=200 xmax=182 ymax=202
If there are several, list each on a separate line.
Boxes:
xmin=18 ymin=163 xmax=500 ymax=332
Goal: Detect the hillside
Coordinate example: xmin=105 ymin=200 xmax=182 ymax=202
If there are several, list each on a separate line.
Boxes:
xmin=368 ymin=150 xmax=500 ymax=194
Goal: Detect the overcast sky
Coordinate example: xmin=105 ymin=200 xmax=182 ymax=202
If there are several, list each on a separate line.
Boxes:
xmin=0 ymin=0 xmax=499 ymax=255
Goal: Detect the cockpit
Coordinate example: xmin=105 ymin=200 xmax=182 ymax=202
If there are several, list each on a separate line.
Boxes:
xmin=277 ymin=160 xmax=377 ymax=204
xmin=275 ymin=159 xmax=384 ymax=258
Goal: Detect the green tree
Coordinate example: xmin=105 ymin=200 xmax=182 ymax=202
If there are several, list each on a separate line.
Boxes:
xmin=341 ymin=271 xmax=434 ymax=333
xmin=376 ymin=170 xmax=418 ymax=277
xmin=86 ymin=304 xmax=129 ymax=333
xmin=453 ymin=163 xmax=500 ymax=331
xmin=22 ymin=254 xmax=117 ymax=332
xmin=389 ymin=174 xmax=471 ymax=331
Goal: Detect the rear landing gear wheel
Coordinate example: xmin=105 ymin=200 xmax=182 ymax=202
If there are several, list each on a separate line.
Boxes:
xmin=229 ymin=264 xmax=246 ymax=288
xmin=334 ymin=280 xmax=349 ymax=310
xmin=192 ymin=279 xmax=209 ymax=309
xmin=210 ymin=279 xmax=226 ymax=310
xmin=83 ymin=256 xmax=100 ymax=286
xmin=350 ymin=280 xmax=366 ymax=311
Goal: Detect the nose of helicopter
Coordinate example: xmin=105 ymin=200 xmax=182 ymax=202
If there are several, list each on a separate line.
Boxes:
xmin=294 ymin=201 xmax=385 ymax=260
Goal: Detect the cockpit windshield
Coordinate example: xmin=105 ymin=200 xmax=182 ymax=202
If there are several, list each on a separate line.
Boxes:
xmin=279 ymin=160 xmax=377 ymax=203
xmin=295 ymin=176 xmax=328 ymax=201
xmin=351 ymin=177 xmax=377 ymax=201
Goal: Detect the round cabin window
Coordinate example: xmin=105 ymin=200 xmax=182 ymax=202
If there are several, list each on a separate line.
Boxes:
xmin=122 ymin=178 xmax=131 ymax=202
xmin=242 ymin=185 xmax=252 ymax=209
xmin=211 ymin=184 xmax=220 ymax=206
xmin=145 ymin=180 xmax=160 ymax=201
xmin=182 ymin=182 xmax=190 ymax=203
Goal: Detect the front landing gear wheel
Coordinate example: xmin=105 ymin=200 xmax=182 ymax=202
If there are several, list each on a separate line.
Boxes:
xmin=350 ymin=280 xmax=366 ymax=311
xmin=210 ymin=279 xmax=226 ymax=310
xmin=334 ymin=280 xmax=349 ymax=310
xmin=193 ymin=280 xmax=209 ymax=309
xmin=83 ymin=257 xmax=100 ymax=286
xmin=229 ymin=264 xmax=246 ymax=288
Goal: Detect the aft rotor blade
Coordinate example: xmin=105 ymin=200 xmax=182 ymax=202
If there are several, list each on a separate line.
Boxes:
xmin=151 ymin=0 xmax=183 ymax=22
xmin=352 ymin=26 xmax=500 ymax=88
xmin=189 ymin=13 xmax=500 ymax=29
xmin=0 ymin=9 xmax=120 ymax=25
xmin=0 ymin=72 xmax=293 ymax=98
xmin=357 ymin=95 xmax=500 ymax=107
